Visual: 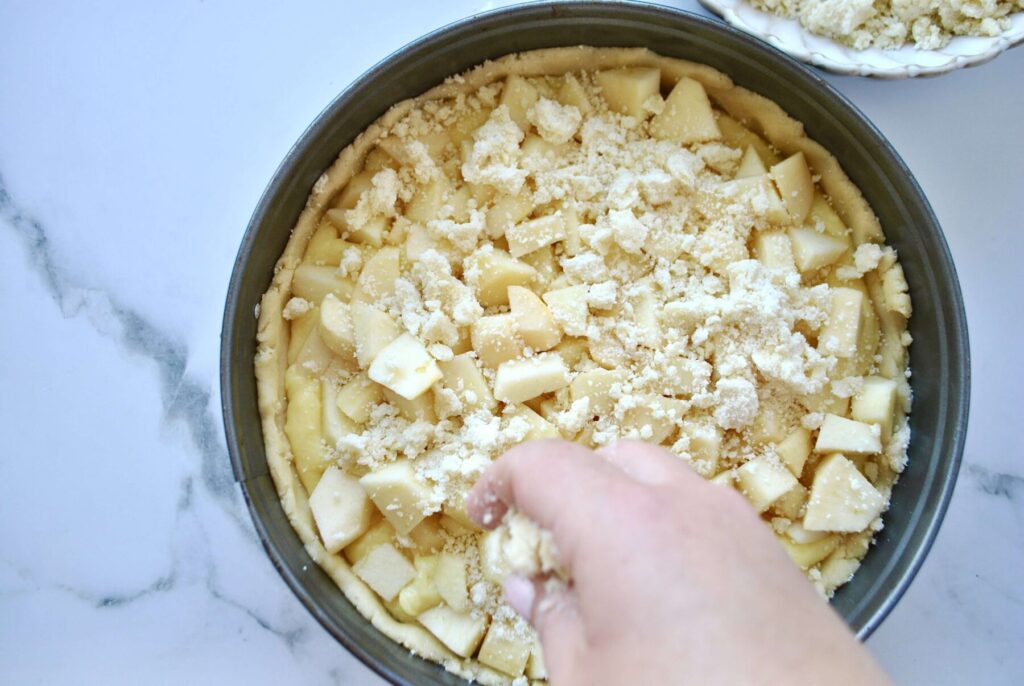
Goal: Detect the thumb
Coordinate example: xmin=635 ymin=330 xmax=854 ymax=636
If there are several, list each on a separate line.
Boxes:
xmin=504 ymin=574 xmax=586 ymax=683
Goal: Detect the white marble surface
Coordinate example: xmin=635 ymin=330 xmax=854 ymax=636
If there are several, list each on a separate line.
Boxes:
xmin=1 ymin=1 xmax=1021 ymax=684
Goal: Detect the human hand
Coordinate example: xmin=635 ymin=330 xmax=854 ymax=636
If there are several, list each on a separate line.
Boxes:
xmin=468 ymin=439 xmax=891 ymax=686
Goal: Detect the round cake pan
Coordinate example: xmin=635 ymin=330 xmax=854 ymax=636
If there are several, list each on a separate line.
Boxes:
xmin=221 ymin=3 xmax=970 ymax=684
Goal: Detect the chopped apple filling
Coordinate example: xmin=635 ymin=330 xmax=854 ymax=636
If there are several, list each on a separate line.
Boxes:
xmin=259 ymin=56 xmax=913 ymax=683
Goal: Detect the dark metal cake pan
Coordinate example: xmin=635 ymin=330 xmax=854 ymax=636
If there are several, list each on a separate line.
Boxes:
xmin=221 ymin=3 xmax=970 ymax=684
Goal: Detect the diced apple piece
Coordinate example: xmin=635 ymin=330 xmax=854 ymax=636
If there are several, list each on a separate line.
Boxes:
xmin=383 ymin=596 xmax=416 ymax=623
xmin=404 ymin=222 xmax=440 ymax=262
xmin=770 ymin=152 xmax=814 ymax=224
xmin=542 ymin=285 xmax=589 ymax=337
xmin=588 ymin=335 xmax=627 ymax=369
xmin=801 ymin=388 xmax=851 ymax=418
xmin=709 ymin=469 xmax=736 ymax=488
xmin=326 ymin=209 xmax=388 ymax=248
xmin=398 ymin=555 xmax=442 ymax=616
xmin=364 ymin=146 xmax=399 ymax=172
xmin=478 ymin=623 xmax=532 ymax=677
xmin=594 ymin=67 xmax=660 ymax=119
xmin=343 ymin=518 xmax=397 ymax=566
xmin=450 ymin=106 xmax=493 ymax=146
xmin=570 ymin=368 xmax=626 ymax=415
xmin=332 ymin=170 xmax=374 ymax=211
xmin=508 ymin=286 xmax=562 ymax=351
xmin=288 ymin=306 xmax=319 ymax=364
xmin=752 ymin=230 xmax=796 ymax=272
xmin=437 ymin=353 xmax=496 ymax=411
xmin=368 ymin=332 xmax=443 ymax=400
xmin=553 ymin=337 xmax=589 ymax=367
xmin=788 ymin=226 xmax=848 ymax=273
xmin=467 ymin=249 xmax=537 ymax=307
xmin=322 ymin=380 xmax=359 ymax=447
xmin=352 ymin=542 xmax=416 ymax=601
xmin=336 ymin=372 xmax=383 ymax=424
xmin=359 ymin=460 xmax=432 ymax=535
xmin=814 ymin=414 xmax=881 ymax=456
xmin=304 ymin=223 xmax=349 ymax=266
xmin=439 ymin=514 xmax=474 ymax=538
xmin=786 ymin=521 xmax=828 ymax=544
xmin=817 ymin=287 xmax=864 ymax=358
xmin=556 ymin=73 xmax=592 ymax=115
xmin=500 ymin=75 xmax=540 ymax=130
xmin=623 ymin=395 xmax=685 ymax=444
xmin=309 ymin=466 xmax=374 ymax=553
xmin=471 ymin=314 xmax=525 ymax=368
xmin=479 ymin=529 xmax=511 ymax=583
xmin=820 ymin=555 xmax=860 ymax=589
xmin=658 ymin=356 xmax=709 ymax=397
xmin=776 ymin=427 xmax=813 ymax=478
xmin=630 ymin=288 xmax=661 ymax=348
xmin=735 ymin=146 xmax=767 ymax=179
xmin=405 ymin=178 xmax=450 ymax=223
xmin=434 ymin=552 xmax=470 ymax=612
xmin=351 ymin=302 xmax=401 ymax=368
xmin=353 ymin=247 xmax=400 ymax=301
xmin=383 ymin=387 xmax=437 ymax=423
xmin=771 ymin=481 xmax=809 ymax=520
xmin=442 ymin=491 xmax=481 ymax=533
xmin=807 ymin=193 xmax=847 ymax=238
xmin=751 ymin=404 xmax=789 ymax=444
xmin=660 ymin=300 xmax=703 ymax=332
xmin=506 ymin=214 xmax=567 ymax=258
xmin=736 ymin=457 xmax=799 ymax=513
xmin=418 ymin=605 xmax=488 ymax=658
xmin=717 ymin=114 xmax=780 ymax=166
xmin=520 ymin=134 xmax=566 ymax=161
xmin=521 ymin=246 xmax=558 ymax=288
xmin=318 ymin=293 xmax=357 ymax=362
xmin=292 ymin=264 xmax=355 ymax=304
xmin=409 ymin=516 xmax=446 ymax=553
xmin=851 ymin=376 xmax=898 ymax=438
xmin=650 ymin=77 xmax=721 ymax=144
xmin=293 ymin=327 xmax=334 ymax=376
xmin=804 ymin=454 xmax=886 ymax=532
xmin=680 ymin=422 xmax=722 ymax=475
xmin=493 ymin=354 xmax=570 ymax=404
xmin=510 ymin=405 xmax=561 ymax=440
xmin=721 ymin=175 xmax=790 ymax=225
xmin=284 ymin=368 xmax=329 ymax=493
xmin=486 ymin=193 xmax=533 ymax=238
xmin=527 ymin=640 xmax=547 ymax=680
xmin=778 ymin=533 xmax=840 ymax=569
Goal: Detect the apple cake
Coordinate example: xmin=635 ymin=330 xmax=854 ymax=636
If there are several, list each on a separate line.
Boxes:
xmin=255 ymin=46 xmax=913 ymax=684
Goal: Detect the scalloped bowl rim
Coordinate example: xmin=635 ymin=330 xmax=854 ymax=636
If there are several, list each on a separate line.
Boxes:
xmin=700 ymin=0 xmax=1024 ymax=78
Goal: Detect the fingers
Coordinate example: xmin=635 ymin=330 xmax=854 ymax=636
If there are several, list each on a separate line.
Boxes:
xmin=595 ymin=439 xmax=690 ymax=485
xmin=504 ymin=574 xmax=586 ymax=679
xmin=468 ymin=439 xmax=626 ymax=566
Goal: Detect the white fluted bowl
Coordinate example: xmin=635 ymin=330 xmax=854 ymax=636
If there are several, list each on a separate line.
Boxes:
xmin=700 ymin=0 xmax=1024 ymax=78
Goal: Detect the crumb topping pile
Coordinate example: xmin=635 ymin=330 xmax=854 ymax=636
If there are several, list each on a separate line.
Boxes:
xmin=750 ymin=0 xmax=1023 ymax=50
xmin=263 ymin=63 xmax=913 ymax=684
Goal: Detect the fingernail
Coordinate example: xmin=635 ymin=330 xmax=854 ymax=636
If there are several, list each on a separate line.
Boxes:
xmin=502 ymin=574 xmax=536 ymax=621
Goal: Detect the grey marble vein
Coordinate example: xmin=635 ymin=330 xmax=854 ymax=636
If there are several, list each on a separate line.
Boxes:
xmin=0 ymin=472 xmax=308 ymax=655
xmin=0 ymin=172 xmax=240 ymax=522
xmin=207 ymin=581 xmax=309 ymax=649
xmin=967 ymin=464 xmax=1024 ymax=502
xmin=0 ymin=171 xmax=321 ymax=657
xmin=0 ymin=555 xmax=177 ymax=609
